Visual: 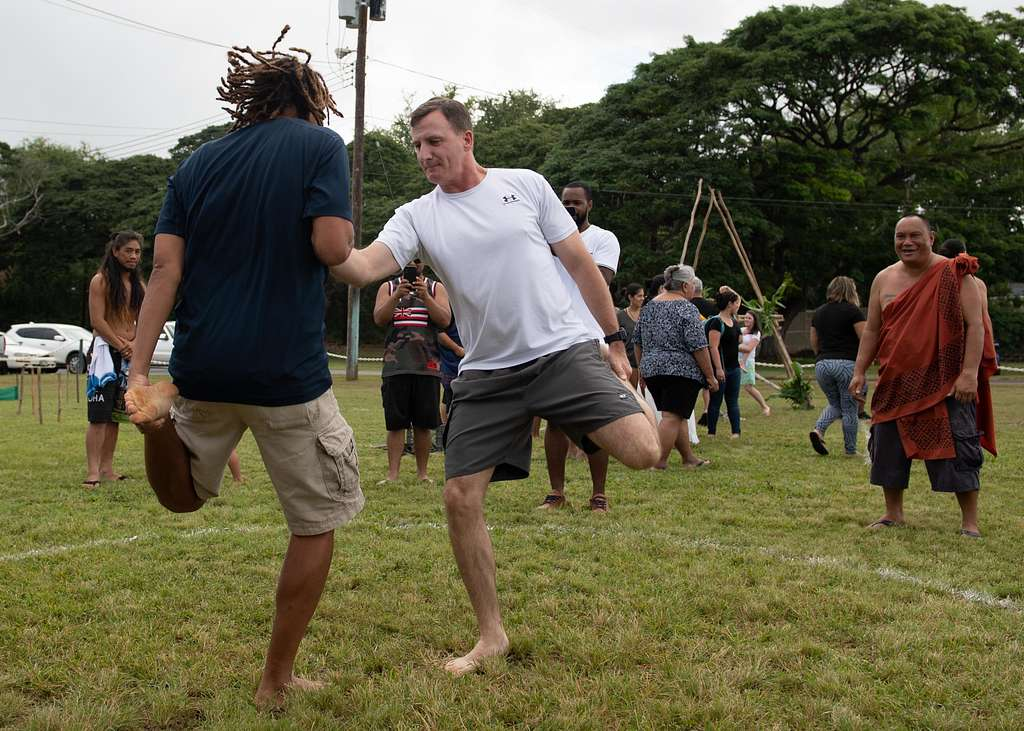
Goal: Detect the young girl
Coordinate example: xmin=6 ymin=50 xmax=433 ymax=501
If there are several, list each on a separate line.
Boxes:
xmin=739 ymin=311 xmax=771 ymax=416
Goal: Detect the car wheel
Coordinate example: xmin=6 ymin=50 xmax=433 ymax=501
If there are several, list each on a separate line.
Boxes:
xmin=67 ymin=351 xmax=85 ymax=374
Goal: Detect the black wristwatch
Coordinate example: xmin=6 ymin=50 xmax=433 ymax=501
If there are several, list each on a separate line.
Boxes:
xmin=603 ymin=327 xmax=628 ymax=345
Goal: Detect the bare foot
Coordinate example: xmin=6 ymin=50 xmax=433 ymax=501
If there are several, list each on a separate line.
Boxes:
xmin=443 ymin=634 xmax=509 ymax=677
xmin=762 ymin=407 xmax=771 ymax=416
xmin=254 ymin=675 xmax=324 ymax=710
xmin=125 ymin=382 xmax=179 ymax=426
xmin=683 ymin=458 xmax=710 ymax=469
xmin=651 ymin=461 xmax=668 ymax=471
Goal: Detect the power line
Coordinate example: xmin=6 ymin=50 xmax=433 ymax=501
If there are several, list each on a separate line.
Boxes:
xmin=0 ymin=116 xmax=167 ymax=131
xmin=37 ymin=0 xmax=503 ymax=100
xmin=596 ymin=188 xmax=1023 ymax=213
xmin=0 ymin=127 xmax=147 ymax=138
xmin=41 ymin=0 xmax=231 ymax=49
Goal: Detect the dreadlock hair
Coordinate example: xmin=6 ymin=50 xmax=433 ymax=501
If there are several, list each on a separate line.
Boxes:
xmin=216 ymin=25 xmax=341 ymax=130
xmin=98 ymin=232 xmax=145 ymax=319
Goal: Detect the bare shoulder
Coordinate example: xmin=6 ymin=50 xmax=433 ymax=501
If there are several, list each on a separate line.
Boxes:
xmin=88 ymin=273 xmax=107 ymax=292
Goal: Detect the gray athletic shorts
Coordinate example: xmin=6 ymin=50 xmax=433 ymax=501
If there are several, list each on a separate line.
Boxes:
xmin=444 ymin=340 xmax=643 ymax=482
xmin=869 ymin=397 xmax=982 ymax=493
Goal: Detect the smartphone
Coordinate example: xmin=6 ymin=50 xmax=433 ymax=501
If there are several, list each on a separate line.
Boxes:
xmin=403 ymin=265 xmax=418 ymax=283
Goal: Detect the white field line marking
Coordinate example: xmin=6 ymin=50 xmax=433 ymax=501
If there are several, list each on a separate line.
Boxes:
xmin=0 ymin=525 xmax=276 ymax=563
xmin=2 ymin=522 xmax=1017 ymax=613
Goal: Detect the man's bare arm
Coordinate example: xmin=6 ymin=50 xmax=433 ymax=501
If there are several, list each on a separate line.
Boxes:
xmin=953 ymin=274 xmax=985 ymax=402
xmin=553 ymin=231 xmax=629 ymax=379
xmin=850 ymin=273 xmax=884 ymax=399
xmin=311 ymin=216 xmax=355 ymax=266
xmin=372 ymin=280 xmax=407 ymax=327
xmin=329 ymin=241 xmax=401 ymax=287
xmin=130 ymin=234 xmax=184 ymax=384
xmin=422 ymin=281 xmax=452 ymax=330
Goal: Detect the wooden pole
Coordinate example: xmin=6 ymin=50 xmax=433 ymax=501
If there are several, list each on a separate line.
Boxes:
xmin=345 ymin=2 xmax=370 ymax=382
xmin=679 ymin=178 xmax=704 ymax=265
xmin=57 ymin=372 xmax=62 ymax=422
xmin=17 ymin=371 xmax=23 ymax=415
xmin=29 ymin=369 xmax=36 ymax=417
xmin=37 ymin=369 xmax=43 ymax=425
xmin=712 ymin=191 xmax=795 ymax=378
xmin=691 ymin=193 xmax=716 ymax=272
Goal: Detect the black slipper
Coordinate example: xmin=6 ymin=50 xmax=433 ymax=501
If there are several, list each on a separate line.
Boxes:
xmin=82 ymin=480 xmax=100 ymax=487
xmin=868 ymin=518 xmax=901 ymax=529
xmin=809 ymin=431 xmax=829 ymax=456
xmin=959 ymin=529 xmax=981 ymax=538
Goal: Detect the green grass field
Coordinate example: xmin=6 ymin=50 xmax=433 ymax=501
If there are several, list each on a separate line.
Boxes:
xmin=1 ymin=372 xmax=1022 ymax=729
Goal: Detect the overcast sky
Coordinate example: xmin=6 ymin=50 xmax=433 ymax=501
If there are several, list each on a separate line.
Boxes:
xmin=2 ymin=0 xmax=1020 ymax=157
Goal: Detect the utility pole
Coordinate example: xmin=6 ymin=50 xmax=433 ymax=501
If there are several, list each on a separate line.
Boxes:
xmin=345 ymin=1 xmax=369 ymax=380
xmin=339 ymin=0 xmax=386 ymax=381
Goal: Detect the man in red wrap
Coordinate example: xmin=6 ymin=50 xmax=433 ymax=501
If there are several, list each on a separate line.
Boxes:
xmin=850 ymin=214 xmax=997 ymax=537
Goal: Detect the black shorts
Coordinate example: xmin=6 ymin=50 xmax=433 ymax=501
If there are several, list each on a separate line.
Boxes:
xmin=869 ymin=398 xmax=982 ymax=493
xmin=87 ymin=352 xmax=125 ymax=424
xmin=381 ymin=374 xmax=441 ymax=431
xmin=443 ymin=340 xmax=644 ymax=482
xmin=643 ymin=375 xmax=702 ymax=418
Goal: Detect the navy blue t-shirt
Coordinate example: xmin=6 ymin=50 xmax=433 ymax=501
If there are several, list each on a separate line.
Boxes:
xmin=154 ymin=117 xmax=351 ymax=406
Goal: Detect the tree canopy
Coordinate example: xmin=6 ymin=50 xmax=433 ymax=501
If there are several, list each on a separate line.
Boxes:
xmin=2 ymin=0 xmax=1022 ymax=350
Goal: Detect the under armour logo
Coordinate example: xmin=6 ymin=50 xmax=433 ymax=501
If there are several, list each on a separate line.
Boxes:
xmin=501 ymin=192 xmax=521 ymax=204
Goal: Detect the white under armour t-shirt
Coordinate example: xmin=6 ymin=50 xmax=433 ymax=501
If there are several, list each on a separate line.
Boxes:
xmin=377 ymin=168 xmax=592 ymax=372
xmin=555 ymin=223 xmax=620 ymax=338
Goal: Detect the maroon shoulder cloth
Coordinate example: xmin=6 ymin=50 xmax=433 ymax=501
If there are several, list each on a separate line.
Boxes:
xmin=870 ymin=254 xmax=997 ymax=460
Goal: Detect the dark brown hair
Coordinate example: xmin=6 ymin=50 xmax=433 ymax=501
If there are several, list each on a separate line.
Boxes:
xmin=217 ymin=25 xmax=340 ymax=130
xmin=98 ymin=232 xmax=145 ymax=318
xmin=410 ymin=97 xmax=473 ymax=133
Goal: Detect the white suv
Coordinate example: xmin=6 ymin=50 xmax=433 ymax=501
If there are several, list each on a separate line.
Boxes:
xmin=0 ymin=333 xmax=58 ymax=373
xmin=4 ymin=321 xmax=176 ymax=372
xmin=4 ymin=323 xmax=93 ymax=373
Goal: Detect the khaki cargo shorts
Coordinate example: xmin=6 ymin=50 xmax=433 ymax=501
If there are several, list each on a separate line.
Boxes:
xmin=171 ymin=388 xmax=364 ymax=535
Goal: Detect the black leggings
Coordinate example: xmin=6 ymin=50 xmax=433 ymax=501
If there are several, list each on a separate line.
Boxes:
xmin=707 ymin=366 xmax=741 ymax=435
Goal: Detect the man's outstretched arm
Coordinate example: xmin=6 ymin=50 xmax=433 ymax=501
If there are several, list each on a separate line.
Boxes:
xmin=329 ymin=241 xmax=401 ymax=288
xmin=850 ymin=273 xmax=883 ymax=400
xmin=130 ymin=233 xmax=184 ymax=387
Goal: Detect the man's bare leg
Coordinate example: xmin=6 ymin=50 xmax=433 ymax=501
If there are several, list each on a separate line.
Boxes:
xmin=587 ymin=411 xmax=660 ymax=470
xmin=413 ymin=426 xmax=432 ymax=480
xmin=956 ymin=490 xmax=980 ymax=534
xmin=543 ymin=426 xmax=570 ymax=498
xmin=442 ymin=468 xmax=509 ymax=675
xmin=870 ymin=487 xmax=905 ymax=527
xmin=384 ymin=429 xmax=405 ymax=481
xmin=125 ymin=383 xmax=203 ymax=513
xmin=587 ymin=451 xmax=608 ymax=498
xmin=84 ymin=423 xmax=106 ymax=484
xmin=255 ymin=530 xmax=334 ymax=709
xmin=99 ymin=423 xmax=122 ymax=480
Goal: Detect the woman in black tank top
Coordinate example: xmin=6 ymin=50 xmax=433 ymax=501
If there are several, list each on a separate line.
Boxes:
xmin=704 ymin=289 xmax=743 ymax=436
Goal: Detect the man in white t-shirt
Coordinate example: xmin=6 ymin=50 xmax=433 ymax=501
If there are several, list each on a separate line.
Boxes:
xmin=540 ymin=182 xmax=621 ymax=513
xmin=328 ymin=97 xmax=659 ymax=676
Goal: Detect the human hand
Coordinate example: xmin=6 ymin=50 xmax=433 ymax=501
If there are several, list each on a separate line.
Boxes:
xmin=607 ymin=344 xmax=632 ymax=382
xmin=715 ymin=367 xmax=725 ymax=382
xmin=951 ymin=371 xmax=979 ymax=403
xmin=396 ymin=280 xmax=414 ymax=298
xmin=413 ymin=277 xmax=430 ymax=300
xmin=849 ymin=373 xmax=866 ymax=403
xmin=707 ymin=376 xmax=720 ymax=393
xmin=121 ymin=339 xmax=134 ymax=359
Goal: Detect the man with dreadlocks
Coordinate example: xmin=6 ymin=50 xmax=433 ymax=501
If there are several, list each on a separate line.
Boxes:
xmin=123 ymin=27 xmax=359 ymax=708
xmin=84 ymin=231 xmax=144 ymax=487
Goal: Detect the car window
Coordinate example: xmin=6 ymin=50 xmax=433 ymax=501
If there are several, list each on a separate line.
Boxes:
xmin=16 ymin=327 xmax=51 ymax=339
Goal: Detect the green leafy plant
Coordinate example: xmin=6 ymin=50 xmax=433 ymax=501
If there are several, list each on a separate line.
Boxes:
xmin=745 ymin=274 xmax=796 ymax=338
xmin=774 ymin=365 xmax=814 ymax=409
